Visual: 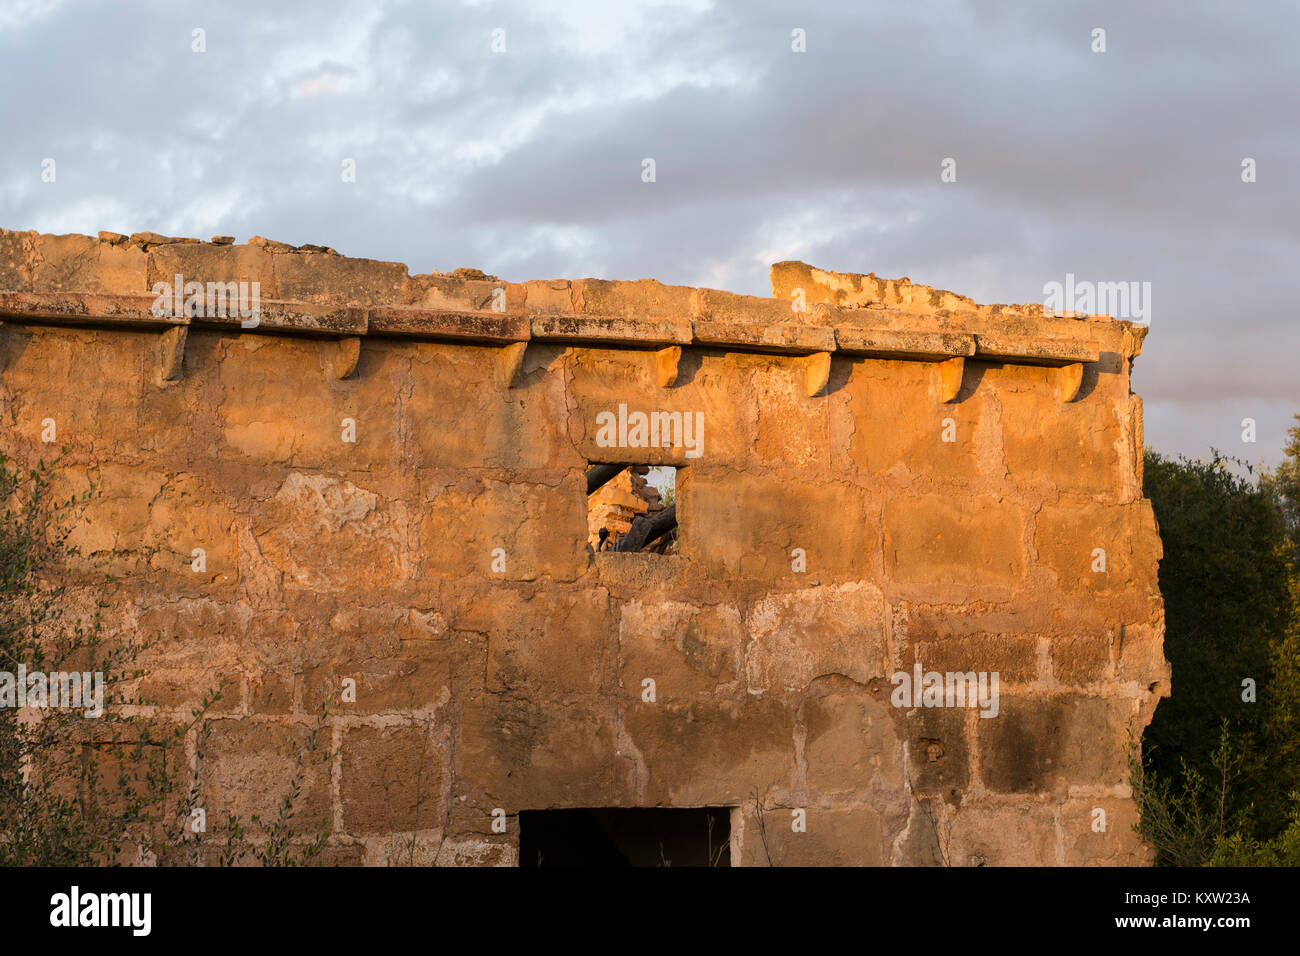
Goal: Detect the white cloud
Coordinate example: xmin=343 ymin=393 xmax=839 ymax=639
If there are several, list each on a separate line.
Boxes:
xmin=0 ymin=0 xmax=64 ymax=31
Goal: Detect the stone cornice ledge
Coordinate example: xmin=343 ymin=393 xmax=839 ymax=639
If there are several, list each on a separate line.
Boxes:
xmin=0 ymin=289 xmax=1108 ymax=368
xmin=0 ymin=230 xmax=1139 ymax=370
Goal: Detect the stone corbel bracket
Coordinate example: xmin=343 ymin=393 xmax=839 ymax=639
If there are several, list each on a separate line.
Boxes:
xmin=231 ymin=305 xmax=369 ymax=381
xmin=0 ymin=290 xmax=1106 ymax=403
xmin=935 ymin=356 xmax=966 ymax=403
xmin=496 ymin=341 xmax=529 ymax=388
xmin=804 ymin=351 xmax=832 ymax=397
xmin=333 ymin=336 xmax=362 ymax=380
xmin=834 ymin=327 xmax=1100 ymax=403
xmin=528 ymin=313 xmax=693 ymax=391
xmin=975 ymin=333 xmax=1099 ymax=403
xmin=693 ymin=318 xmax=836 ymax=398
xmin=834 ymin=328 xmax=976 ymax=403
xmin=157 ymin=325 xmax=189 ymax=382
xmin=654 ymin=346 xmax=682 ymax=388
xmin=187 ymin=300 xmax=369 ymax=384
xmin=1054 ymin=363 xmax=1085 ymax=403
xmin=0 ymin=292 xmax=194 ymax=383
xmin=366 ymin=305 xmax=532 ymax=388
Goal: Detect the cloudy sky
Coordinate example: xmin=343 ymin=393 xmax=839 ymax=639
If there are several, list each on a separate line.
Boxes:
xmin=2 ymin=0 xmax=1296 ymax=466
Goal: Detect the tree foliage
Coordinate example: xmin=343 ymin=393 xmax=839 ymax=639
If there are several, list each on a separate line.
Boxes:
xmin=1138 ymin=415 xmax=1300 ymax=864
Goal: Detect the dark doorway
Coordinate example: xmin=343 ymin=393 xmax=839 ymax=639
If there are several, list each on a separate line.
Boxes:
xmin=519 ymin=807 xmax=731 ymax=867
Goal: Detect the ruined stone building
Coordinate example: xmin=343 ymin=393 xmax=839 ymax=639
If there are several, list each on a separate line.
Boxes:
xmin=0 ymin=228 xmax=1167 ymax=865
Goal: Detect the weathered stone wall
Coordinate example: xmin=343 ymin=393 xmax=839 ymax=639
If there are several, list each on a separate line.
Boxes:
xmin=0 ymin=229 xmax=1167 ymax=865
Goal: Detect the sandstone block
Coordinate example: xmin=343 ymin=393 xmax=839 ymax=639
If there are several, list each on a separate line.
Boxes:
xmin=623 ymin=698 xmax=796 ymax=806
xmin=738 ymin=804 xmax=885 ymax=866
xmin=457 ymin=697 xmax=621 ymax=810
xmin=1035 ymin=498 xmax=1161 ymax=595
xmin=342 ymin=724 xmax=446 ymax=835
xmin=891 ymin=618 xmax=1039 ymax=684
xmin=745 ymin=583 xmax=889 ymax=693
xmin=686 ymin=472 xmax=878 ymax=580
xmin=948 ymin=804 xmax=1057 ymax=866
xmin=1049 ymin=631 xmax=1112 ymax=685
xmin=978 ymin=695 xmax=1131 ymax=793
xmin=253 ymin=472 xmax=415 ymax=595
xmin=618 ymin=600 xmax=744 ymax=700
xmin=845 ymin=360 xmax=988 ymax=481
xmin=200 ymin=720 xmax=332 ymax=836
xmin=1061 ymin=797 xmax=1153 ymax=865
xmin=801 ymin=689 xmax=904 ymax=793
xmin=884 ymin=495 xmax=1026 ymax=591
xmin=902 ymin=706 xmax=970 ymax=799
xmin=1001 ymin=387 xmax=1128 ymax=496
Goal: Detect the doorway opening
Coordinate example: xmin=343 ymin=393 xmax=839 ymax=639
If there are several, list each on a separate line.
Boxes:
xmin=519 ymin=807 xmax=730 ymax=867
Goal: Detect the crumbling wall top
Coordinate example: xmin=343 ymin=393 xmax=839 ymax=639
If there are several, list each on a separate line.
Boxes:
xmin=0 ymin=229 xmax=1142 ymax=367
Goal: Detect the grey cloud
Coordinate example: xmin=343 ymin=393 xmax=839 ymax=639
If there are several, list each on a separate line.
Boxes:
xmin=1 ymin=0 xmax=1296 ymax=464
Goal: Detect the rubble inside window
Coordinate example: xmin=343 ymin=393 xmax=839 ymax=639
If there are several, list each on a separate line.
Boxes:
xmin=586 ymin=464 xmax=678 ymax=554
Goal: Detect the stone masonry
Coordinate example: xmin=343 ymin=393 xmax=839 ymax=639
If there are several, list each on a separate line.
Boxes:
xmin=0 ymin=228 xmax=1168 ymax=865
